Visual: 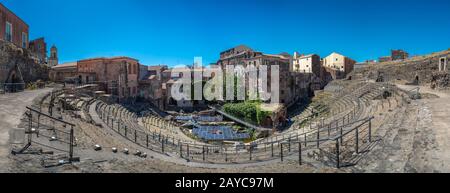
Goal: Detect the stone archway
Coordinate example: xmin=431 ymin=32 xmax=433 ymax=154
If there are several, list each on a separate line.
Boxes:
xmin=5 ymin=65 xmax=24 ymax=93
xmin=439 ymin=57 xmax=448 ymax=71
xmin=414 ymin=75 xmax=420 ymax=85
xmin=262 ymin=116 xmax=273 ymax=128
xmin=168 ymin=97 xmax=177 ymax=106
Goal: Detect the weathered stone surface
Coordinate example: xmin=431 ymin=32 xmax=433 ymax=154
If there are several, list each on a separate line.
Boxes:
xmin=0 ymin=40 xmax=49 ymax=84
xmin=350 ymin=50 xmax=450 ymax=87
xmin=430 ymin=72 xmax=450 ymax=89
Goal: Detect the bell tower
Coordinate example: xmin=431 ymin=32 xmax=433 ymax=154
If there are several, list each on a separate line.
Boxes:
xmin=48 ymin=45 xmax=58 ymax=67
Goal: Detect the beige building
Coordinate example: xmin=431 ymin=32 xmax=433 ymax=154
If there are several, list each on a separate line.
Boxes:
xmin=323 ymin=52 xmax=356 ymax=75
xmin=292 ymin=52 xmax=321 ymax=76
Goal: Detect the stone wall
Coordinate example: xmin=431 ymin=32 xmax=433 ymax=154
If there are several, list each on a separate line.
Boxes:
xmin=0 ymin=40 xmax=49 ymax=84
xmin=350 ymin=50 xmax=450 ymax=86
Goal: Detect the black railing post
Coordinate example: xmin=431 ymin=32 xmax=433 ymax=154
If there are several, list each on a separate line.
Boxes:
xmin=355 ymin=127 xmax=359 ymax=154
xmin=299 ymin=142 xmax=302 ymax=165
xmin=203 ymin=146 xmax=206 ymax=161
xmin=271 ymin=143 xmax=274 ymax=157
xmin=288 ymin=138 xmax=291 ymax=152
xmin=179 ymin=142 xmax=183 ymax=158
xmin=304 ymin=133 xmax=307 ymax=146
xmin=317 ymin=129 xmax=320 ymax=148
xmin=280 ymin=143 xmax=284 ymax=162
xmin=369 ymin=119 xmax=372 ymax=142
xmin=336 ymin=139 xmax=340 ymax=169
xmin=69 ymin=127 xmax=74 ymax=162
xmin=225 ymin=147 xmax=228 ymax=162
xmin=187 ymin=144 xmax=190 ymax=158
xmin=161 ymin=138 xmax=165 ymax=153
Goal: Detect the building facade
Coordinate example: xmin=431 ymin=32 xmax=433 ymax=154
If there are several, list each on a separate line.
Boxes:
xmin=217 ymin=45 xmax=295 ymax=105
xmin=49 ymin=62 xmax=78 ymax=82
xmin=0 ymin=3 xmax=29 ymax=49
xmin=139 ymin=65 xmax=168 ymax=109
xmin=77 ymin=57 xmax=140 ymax=99
xmin=292 ymin=53 xmax=321 ymax=76
xmin=322 ymin=52 xmax=356 ymax=79
xmin=378 ymin=56 xmax=392 ymax=63
xmin=48 ymin=45 xmax=58 ymax=67
xmin=391 ymin=49 xmax=409 ymax=61
xmin=28 ymin=37 xmax=47 ymax=62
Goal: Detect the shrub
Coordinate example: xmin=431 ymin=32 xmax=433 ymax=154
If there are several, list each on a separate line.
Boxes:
xmin=223 ymin=102 xmax=272 ymax=125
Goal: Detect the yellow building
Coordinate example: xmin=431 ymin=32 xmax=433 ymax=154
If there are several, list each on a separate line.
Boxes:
xmin=323 ymin=52 xmax=356 ymax=75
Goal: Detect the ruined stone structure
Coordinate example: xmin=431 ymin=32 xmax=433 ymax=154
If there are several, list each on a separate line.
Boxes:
xmin=0 ymin=3 xmax=52 ymax=92
xmin=351 ymin=50 xmax=450 ymax=87
xmin=439 ymin=57 xmax=448 ymax=72
xmin=0 ymin=40 xmax=49 ymax=90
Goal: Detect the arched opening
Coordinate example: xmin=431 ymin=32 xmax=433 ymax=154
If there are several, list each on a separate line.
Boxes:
xmin=278 ymin=116 xmax=286 ymax=127
xmin=262 ymin=116 xmax=273 ymax=128
xmin=168 ymin=97 xmax=177 ymax=106
xmin=6 ymin=69 xmax=22 ymax=93
xmin=10 ymin=73 xmax=17 ymax=92
xmin=414 ymin=75 xmax=419 ymax=85
xmin=383 ymin=91 xmax=392 ymax=99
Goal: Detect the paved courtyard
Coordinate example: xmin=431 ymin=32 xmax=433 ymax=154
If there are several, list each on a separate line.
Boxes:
xmin=0 ymin=88 xmax=52 ymax=172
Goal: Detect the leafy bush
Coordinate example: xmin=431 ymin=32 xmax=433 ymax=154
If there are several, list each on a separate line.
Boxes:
xmin=223 ymin=102 xmax=272 ymax=125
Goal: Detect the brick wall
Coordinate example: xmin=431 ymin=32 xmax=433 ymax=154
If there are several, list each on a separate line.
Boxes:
xmin=0 ymin=3 xmax=29 ymax=48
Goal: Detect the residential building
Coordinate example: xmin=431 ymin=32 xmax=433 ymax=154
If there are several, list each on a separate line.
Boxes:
xmin=379 ymin=56 xmax=392 ymax=63
xmin=322 ymin=52 xmax=356 ymax=80
xmin=391 ymin=49 xmax=409 ymax=61
xmin=49 ymin=62 xmax=78 ymax=82
xmin=0 ymin=3 xmax=29 ymax=48
xmin=217 ymin=45 xmax=295 ymax=105
xmin=292 ymin=52 xmax=321 ymax=75
xmin=28 ymin=37 xmax=47 ymax=62
xmin=139 ymin=65 xmax=169 ymax=109
xmin=76 ymin=57 xmax=140 ymax=99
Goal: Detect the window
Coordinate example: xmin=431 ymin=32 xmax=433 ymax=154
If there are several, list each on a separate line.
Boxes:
xmin=22 ymin=32 xmax=28 ymax=48
xmin=5 ymin=22 xmax=12 ymax=42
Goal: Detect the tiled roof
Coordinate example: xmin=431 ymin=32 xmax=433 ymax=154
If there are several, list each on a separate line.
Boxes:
xmin=52 ymin=62 xmax=77 ymax=69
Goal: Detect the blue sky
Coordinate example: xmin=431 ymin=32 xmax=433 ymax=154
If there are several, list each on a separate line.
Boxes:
xmin=2 ymin=0 xmax=450 ymax=65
